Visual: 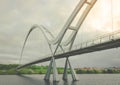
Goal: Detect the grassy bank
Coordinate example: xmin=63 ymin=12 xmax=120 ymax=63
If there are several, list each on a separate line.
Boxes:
xmin=0 ymin=64 xmax=120 ymax=75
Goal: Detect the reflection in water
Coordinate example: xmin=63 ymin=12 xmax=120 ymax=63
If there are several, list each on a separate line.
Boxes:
xmin=44 ymin=80 xmax=51 ymax=85
xmin=63 ymin=81 xmax=69 ymax=85
xmin=18 ymin=75 xmax=79 ymax=85
xmin=44 ymin=80 xmax=59 ymax=85
xmin=17 ymin=75 xmax=44 ymax=85
xmin=63 ymin=80 xmax=79 ymax=85
xmin=71 ymin=81 xmax=78 ymax=85
xmin=44 ymin=79 xmax=79 ymax=85
xmin=0 ymin=74 xmax=120 ymax=85
xmin=17 ymin=75 xmax=79 ymax=85
xmin=53 ymin=81 xmax=59 ymax=85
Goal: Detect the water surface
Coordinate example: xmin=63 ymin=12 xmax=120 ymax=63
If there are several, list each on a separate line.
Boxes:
xmin=0 ymin=74 xmax=120 ymax=85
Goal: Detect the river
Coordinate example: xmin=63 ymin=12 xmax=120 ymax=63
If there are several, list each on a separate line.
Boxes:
xmin=0 ymin=74 xmax=120 ymax=85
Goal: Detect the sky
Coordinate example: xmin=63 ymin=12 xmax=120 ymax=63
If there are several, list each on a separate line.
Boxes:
xmin=0 ymin=0 xmax=120 ymax=67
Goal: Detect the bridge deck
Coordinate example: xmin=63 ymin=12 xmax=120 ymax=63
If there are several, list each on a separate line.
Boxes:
xmin=17 ymin=38 xmax=120 ymax=69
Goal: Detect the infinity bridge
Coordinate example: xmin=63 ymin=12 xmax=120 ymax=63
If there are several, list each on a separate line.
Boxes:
xmin=17 ymin=30 xmax=120 ymax=69
xmin=16 ymin=0 xmax=119 ymax=82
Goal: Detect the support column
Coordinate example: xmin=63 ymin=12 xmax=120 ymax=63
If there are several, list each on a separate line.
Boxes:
xmin=44 ymin=59 xmax=53 ymax=80
xmin=52 ymin=57 xmax=59 ymax=82
xmin=62 ymin=57 xmax=68 ymax=81
xmin=63 ymin=57 xmax=78 ymax=81
xmin=44 ymin=57 xmax=59 ymax=82
xmin=68 ymin=58 xmax=78 ymax=81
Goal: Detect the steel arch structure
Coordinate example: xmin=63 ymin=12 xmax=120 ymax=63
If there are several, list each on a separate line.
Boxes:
xmin=17 ymin=0 xmax=97 ymax=81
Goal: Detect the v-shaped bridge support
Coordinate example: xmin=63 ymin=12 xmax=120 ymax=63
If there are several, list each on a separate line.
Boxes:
xmin=44 ymin=57 xmax=59 ymax=81
xmin=16 ymin=0 xmax=97 ymax=82
xmin=63 ymin=57 xmax=78 ymax=81
xmin=44 ymin=0 xmax=97 ymax=82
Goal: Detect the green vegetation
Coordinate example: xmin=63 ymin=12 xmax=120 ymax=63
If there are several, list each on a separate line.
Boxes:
xmin=0 ymin=64 xmax=64 ymax=75
xmin=0 ymin=64 xmax=120 ymax=75
xmin=75 ymin=68 xmax=120 ymax=74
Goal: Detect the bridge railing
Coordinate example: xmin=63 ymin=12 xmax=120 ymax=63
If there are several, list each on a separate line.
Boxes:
xmin=49 ymin=30 xmax=120 ymax=56
xmin=31 ymin=30 xmax=120 ymax=61
xmin=72 ymin=30 xmax=120 ymax=50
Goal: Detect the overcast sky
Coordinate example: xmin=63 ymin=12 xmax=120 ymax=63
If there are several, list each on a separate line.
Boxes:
xmin=0 ymin=0 xmax=120 ymax=67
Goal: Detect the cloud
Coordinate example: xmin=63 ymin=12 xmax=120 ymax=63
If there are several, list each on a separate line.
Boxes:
xmin=0 ymin=0 xmax=120 ymax=67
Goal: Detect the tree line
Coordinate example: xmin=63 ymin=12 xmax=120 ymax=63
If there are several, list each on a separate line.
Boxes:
xmin=0 ymin=64 xmax=120 ymax=75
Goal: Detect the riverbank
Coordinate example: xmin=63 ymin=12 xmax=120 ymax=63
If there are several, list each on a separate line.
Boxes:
xmin=0 ymin=64 xmax=120 ymax=75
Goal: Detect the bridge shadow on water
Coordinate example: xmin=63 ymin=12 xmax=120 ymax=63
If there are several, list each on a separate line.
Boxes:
xmin=17 ymin=75 xmax=45 ymax=85
xmin=17 ymin=75 xmax=79 ymax=85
